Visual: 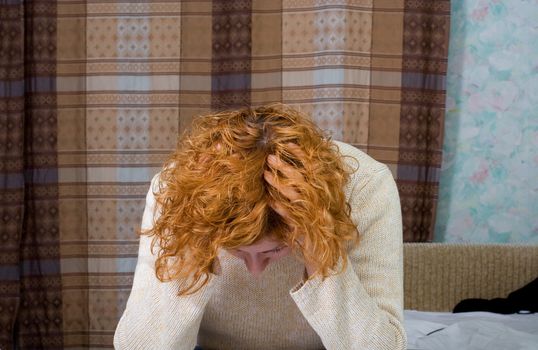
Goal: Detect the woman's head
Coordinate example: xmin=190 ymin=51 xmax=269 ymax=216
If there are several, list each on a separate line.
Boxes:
xmin=144 ymin=104 xmax=358 ymax=295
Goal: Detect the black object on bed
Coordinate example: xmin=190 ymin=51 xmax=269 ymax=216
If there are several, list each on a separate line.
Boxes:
xmin=453 ymin=277 xmax=538 ymax=314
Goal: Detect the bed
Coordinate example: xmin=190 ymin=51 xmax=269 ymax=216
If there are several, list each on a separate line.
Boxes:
xmin=403 ymin=243 xmax=538 ymax=349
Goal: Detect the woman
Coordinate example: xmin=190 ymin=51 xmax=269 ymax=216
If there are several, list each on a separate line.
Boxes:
xmin=113 ymin=104 xmax=406 ymax=349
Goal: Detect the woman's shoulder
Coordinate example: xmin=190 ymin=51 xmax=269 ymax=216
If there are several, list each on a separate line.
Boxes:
xmin=331 ymin=140 xmax=390 ymax=178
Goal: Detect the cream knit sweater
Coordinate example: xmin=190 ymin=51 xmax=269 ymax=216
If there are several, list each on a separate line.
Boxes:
xmin=113 ymin=141 xmax=406 ymax=350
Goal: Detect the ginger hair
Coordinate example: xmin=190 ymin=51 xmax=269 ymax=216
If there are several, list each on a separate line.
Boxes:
xmin=142 ymin=104 xmax=359 ymax=295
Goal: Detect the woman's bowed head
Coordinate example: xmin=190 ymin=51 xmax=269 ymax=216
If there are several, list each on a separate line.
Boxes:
xmin=143 ymin=104 xmax=359 ymax=295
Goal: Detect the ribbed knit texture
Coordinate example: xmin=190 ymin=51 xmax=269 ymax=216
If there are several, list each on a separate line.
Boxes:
xmin=404 ymin=243 xmax=538 ymax=312
xmin=113 ymin=141 xmax=406 ymax=350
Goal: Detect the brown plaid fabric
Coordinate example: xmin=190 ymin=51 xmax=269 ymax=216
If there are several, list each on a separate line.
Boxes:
xmin=0 ymin=0 xmax=450 ymax=348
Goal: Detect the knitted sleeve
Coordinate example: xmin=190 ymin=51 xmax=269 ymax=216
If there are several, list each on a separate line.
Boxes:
xmin=113 ymin=173 xmax=218 ymax=350
xmin=290 ymin=160 xmax=407 ymax=350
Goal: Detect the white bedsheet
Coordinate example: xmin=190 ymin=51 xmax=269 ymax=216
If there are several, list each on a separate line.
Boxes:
xmin=404 ymin=310 xmax=538 ymax=350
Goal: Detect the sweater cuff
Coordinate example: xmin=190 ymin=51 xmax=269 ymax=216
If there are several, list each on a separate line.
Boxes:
xmin=115 ymin=274 xmax=220 ymax=350
xmin=290 ymin=273 xmax=323 ymax=300
xmin=289 ymin=257 xmax=347 ymax=303
xmin=289 ymin=257 xmax=379 ymax=333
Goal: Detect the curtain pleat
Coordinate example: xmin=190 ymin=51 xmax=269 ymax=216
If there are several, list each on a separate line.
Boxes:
xmin=1 ymin=0 xmax=64 ymax=349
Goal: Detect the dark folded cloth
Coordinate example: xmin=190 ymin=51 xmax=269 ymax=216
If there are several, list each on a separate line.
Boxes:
xmin=453 ymin=277 xmax=538 ymax=314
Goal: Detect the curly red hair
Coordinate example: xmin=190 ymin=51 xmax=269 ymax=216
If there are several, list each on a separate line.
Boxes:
xmin=142 ymin=104 xmax=359 ymax=295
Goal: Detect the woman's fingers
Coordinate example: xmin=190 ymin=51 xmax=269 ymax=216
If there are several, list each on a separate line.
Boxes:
xmin=264 ymin=170 xmax=301 ymax=201
xmin=268 ymin=199 xmax=290 ymax=220
xmin=267 ymin=155 xmax=303 ymax=181
xmin=264 ymin=144 xmax=306 ymax=202
xmin=285 ymin=142 xmax=306 ymax=157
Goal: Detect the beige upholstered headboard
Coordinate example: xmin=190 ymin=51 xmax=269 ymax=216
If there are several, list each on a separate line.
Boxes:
xmin=403 ymin=243 xmax=538 ymax=312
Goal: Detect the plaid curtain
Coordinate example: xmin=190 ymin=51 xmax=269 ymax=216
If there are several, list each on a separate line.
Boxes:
xmin=0 ymin=0 xmax=450 ymax=348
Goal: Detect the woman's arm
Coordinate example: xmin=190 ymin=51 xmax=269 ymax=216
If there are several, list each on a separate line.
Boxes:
xmin=290 ymin=165 xmax=407 ymax=350
xmin=114 ymin=173 xmax=218 ymax=350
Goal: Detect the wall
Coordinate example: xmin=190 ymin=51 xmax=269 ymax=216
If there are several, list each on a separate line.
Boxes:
xmin=434 ymin=0 xmax=538 ymax=243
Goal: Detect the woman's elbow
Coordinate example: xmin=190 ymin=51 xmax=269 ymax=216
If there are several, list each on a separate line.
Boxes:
xmin=391 ymin=319 xmax=408 ymax=350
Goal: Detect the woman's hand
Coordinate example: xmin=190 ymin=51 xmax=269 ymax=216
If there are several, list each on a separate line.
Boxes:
xmin=212 ymin=256 xmax=222 ymax=276
xmin=263 ymin=144 xmax=317 ymax=278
